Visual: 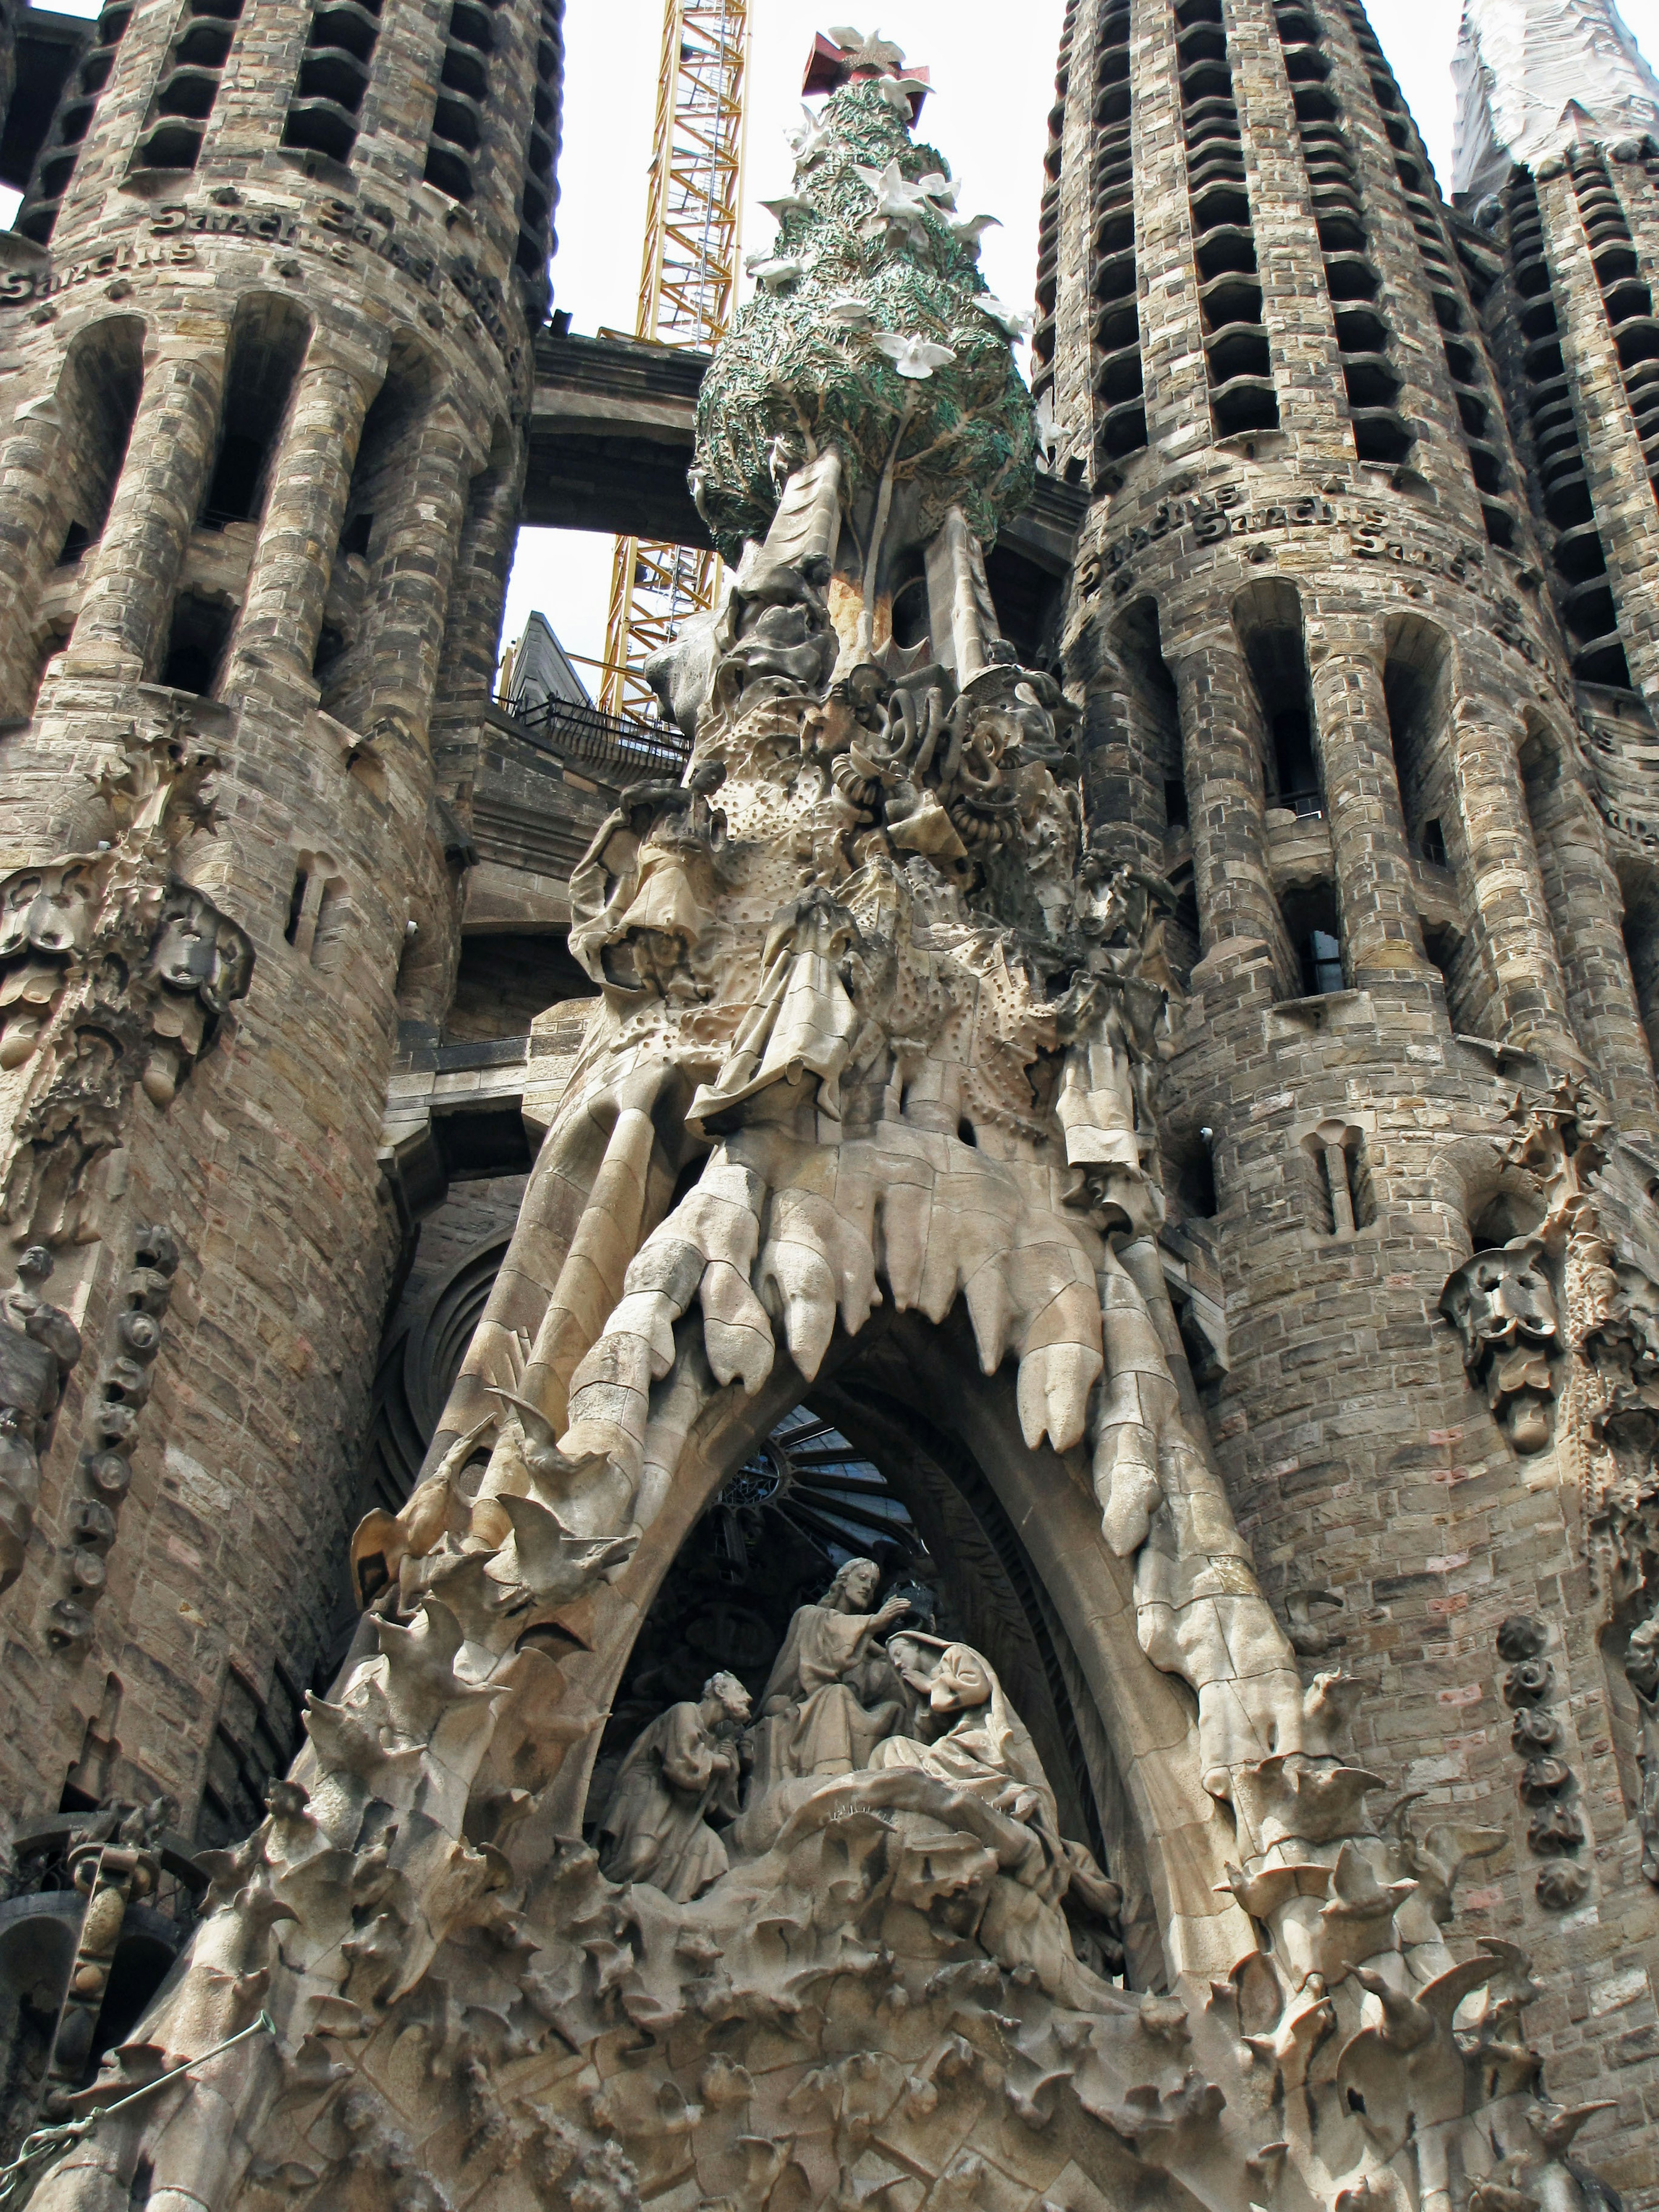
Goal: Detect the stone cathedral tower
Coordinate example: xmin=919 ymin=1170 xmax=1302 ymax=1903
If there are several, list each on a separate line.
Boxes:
xmin=0 ymin=0 xmax=561 ymax=1854
xmin=1033 ymin=0 xmax=1659 ymax=2190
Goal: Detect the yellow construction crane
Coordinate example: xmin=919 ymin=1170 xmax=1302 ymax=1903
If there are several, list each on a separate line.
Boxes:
xmin=600 ymin=0 xmax=751 ymax=720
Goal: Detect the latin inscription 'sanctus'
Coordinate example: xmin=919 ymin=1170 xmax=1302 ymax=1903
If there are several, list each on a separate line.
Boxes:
xmin=0 ymin=200 xmax=524 ymax=373
xmin=1090 ymin=483 xmax=1549 ymax=664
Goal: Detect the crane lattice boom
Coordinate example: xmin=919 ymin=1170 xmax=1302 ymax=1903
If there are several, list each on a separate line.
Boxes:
xmin=601 ymin=0 xmax=750 ymax=720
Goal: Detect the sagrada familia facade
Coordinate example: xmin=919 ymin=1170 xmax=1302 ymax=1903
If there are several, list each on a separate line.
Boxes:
xmin=1 ymin=0 xmax=1659 ymax=2202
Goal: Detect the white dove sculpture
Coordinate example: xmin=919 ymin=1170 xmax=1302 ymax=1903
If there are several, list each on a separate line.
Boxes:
xmin=948 ymin=212 xmax=1001 ymax=254
xmin=874 ymin=75 xmax=930 ymax=119
xmin=873 ymin=332 xmax=957 ymax=380
xmin=785 ymin=103 xmax=833 ymax=164
xmin=824 ymin=294 xmax=875 ymax=330
xmin=744 ymin=252 xmax=804 ymax=292
xmin=854 ymin=159 xmax=950 ymax=233
xmin=979 ymin=296 xmax=1033 ymax=341
xmin=1033 ymin=388 xmax=1066 ymax=468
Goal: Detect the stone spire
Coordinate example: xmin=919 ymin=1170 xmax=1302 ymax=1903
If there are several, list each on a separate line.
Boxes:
xmin=1454 ymin=0 xmax=1659 ymax=200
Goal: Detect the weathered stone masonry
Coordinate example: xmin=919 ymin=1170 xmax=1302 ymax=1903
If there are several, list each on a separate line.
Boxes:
xmin=1051 ymin=0 xmax=1659 ymax=2195
xmin=0 ymin=0 xmax=563 ymax=1853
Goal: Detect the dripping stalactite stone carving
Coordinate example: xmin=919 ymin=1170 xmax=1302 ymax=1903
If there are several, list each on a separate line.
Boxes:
xmin=8 ymin=42 xmax=1634 ymax=2212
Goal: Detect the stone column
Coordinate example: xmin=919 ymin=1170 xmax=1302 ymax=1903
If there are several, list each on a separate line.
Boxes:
xmin=329 ymin=403 xmax=480 ymax=745
xmin=0 ymin=390 xmax=69 ymax=715
xmin=1528 ymin=761 xmax=1659 ymax=1127
xmin=1446 ymin=707 xmax=1578 ymax=1054
xmin=64 ymin=323 xmax=228 ymax=681
xmin=227 ymin=343 xmax=383 ymax=682
xmin=1172 ymin=632 xmax=1290 ymax=977
xmin=430 ymin=431 xmax=524 ymax=765
xmin=1307 ymin=648 xmax=1426 ymax=979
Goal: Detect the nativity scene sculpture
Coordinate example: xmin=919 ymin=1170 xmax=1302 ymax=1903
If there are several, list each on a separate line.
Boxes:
xmin=17 ymin=35 xmax=1624 ymax=2212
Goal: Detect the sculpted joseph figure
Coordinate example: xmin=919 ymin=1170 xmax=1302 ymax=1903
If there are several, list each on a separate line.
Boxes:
xmin=599 ymin=1671 xmax=752 ymax=1901
xmin=756 ymin=1557 xmax=909 ymax=1781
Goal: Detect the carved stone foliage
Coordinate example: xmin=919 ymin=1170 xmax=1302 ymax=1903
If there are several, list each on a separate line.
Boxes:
xmin=0 ymin=711 xmax=251 ymax=1252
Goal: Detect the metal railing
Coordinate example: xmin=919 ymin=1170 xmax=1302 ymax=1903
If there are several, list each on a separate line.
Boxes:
xmin=1279 ymin=788 xmax=1326 ymax=821
xmin=496 ymin=690 xmax=692 ymax=780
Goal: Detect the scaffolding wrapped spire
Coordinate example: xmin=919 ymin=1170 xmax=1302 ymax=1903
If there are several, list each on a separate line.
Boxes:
xmin=1454 ymin=0 xmax=1659 ymax=202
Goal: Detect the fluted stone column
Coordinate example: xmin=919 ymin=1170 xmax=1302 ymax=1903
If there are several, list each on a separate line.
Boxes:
xmin=326 ymin=405 xmax=481 ymax=744
xmin=1308 ymin=649 xmax=1427 ymax=979
xmin=1529 ymin=760 xmax=1659 ymax=1125
xmin=64 ymin=326 xmax=228 ymax=680
xmin=229 ymin=345 xmax=383 ymax=681
xmin=1173 ymin=632 xmax=1291 ymax=980
xmin=0 ymin=391 xmax=70 ymax=715
xmin=1447 ymin=708 xmax=1579 ymax=1052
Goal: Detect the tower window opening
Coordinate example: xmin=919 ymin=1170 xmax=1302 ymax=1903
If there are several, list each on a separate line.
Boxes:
xmin=1272 ymin=710 xmax=1319 ymax=811
xmin=32 ymin=317 xmax=145 ymax=696
xmin=317 ymin=336 xmax=441 ymax=720
xmin=1382 ymin=615 xmax=1452 ymax=864
xmin=1236 ymin=578 xmax=1317 ymax=814
xmin=1283 ymin=884 xmax=1344 ymax=997
xmin=1304 ymin=1119 xmax=1374 ymax=1238
xmin=201 ymin=298 xmax=310 ymax=535
xmin=1304 ymin=927 xmax=1343 ymax=996
xmin=284 ymin=866 xmax=310 ymax=944
xmin=160 ymin=594 xmax=234 ymax=696
xmin=1106 ymin=597 xmax=1182 ymax=850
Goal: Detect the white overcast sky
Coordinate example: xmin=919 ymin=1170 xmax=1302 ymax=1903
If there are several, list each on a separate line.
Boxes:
xmin=10 ymin=0 xmax=1659 ymax=688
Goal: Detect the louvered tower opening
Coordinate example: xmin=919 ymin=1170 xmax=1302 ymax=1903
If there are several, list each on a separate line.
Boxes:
xmin=1504 ymin=170 xmax=1631 ymax=688
xmin=281 ymin=0 xmax=384 ymax=164
xmin=1340 ymin=0 xmax=1518 ymax=544
xmin=13 ymin=0 xmax=131 ymax=241
xmin=1090 ymin=0 xmax=1145 ymax=468
xmin=1567 ymin=148 xmax=1659 ymax=510
xmin=1271 ymin=0 xmax=1410 ymax=463
xmin=1030 ymin=0 xmax=1075 ymax=401
xmin=514 ymin=0 xmax=564 ymax=312
xmin=133 ymin=0 xmax=247 ymax=172
xmin=1176 ymin=0 xmax=1278 ymax=436
xmin=425 ymin=0 xmax=501 ymax=201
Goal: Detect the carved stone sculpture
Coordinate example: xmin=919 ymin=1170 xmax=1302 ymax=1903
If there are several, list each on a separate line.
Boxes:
xmin=597 ymin=1670 xmax=751 ymax=1900
xmin=0 ymin=1245 xmax=81 ymax=1593
xmin=748 ymin=1557 xmax=909 ymax=1796
xmin=0 ymin=713 xmax=251 ymax=1249
xmin=1439 ymin=1240 xmax=1560 ymax=1449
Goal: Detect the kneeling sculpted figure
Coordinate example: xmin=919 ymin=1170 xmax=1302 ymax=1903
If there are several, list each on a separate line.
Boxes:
xmin=598 ymin=1670 xmax=752 ymax=1901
